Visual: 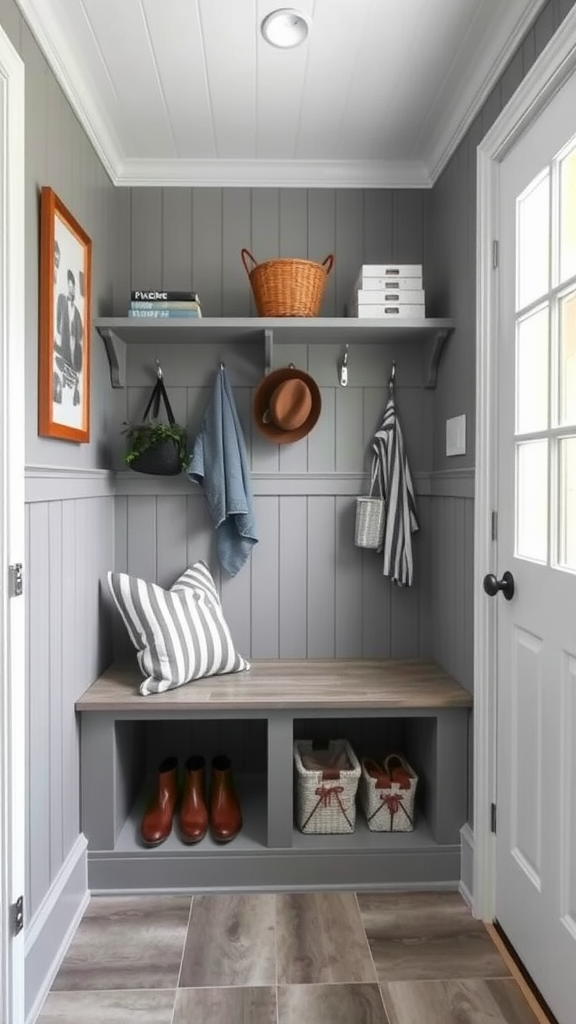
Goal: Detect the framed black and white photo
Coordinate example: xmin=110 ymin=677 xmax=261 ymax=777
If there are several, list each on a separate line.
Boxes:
xmin=38 ymin=186 xmax=92 ymax=443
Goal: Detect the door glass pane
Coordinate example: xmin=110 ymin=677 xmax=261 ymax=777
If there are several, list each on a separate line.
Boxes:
xmin=560 ymin=144 xmax=576 ymax=283
xmin=517 ymin=171 xmax=550 ymax=310
xmin=516 ymin=306 xmax=549 ymax=432
xmin=559 ymin=437 xmax=576 ymax=570
xmin=560 ymin=290 xmax=576 ymax=426
xmin=516 ymin=440 xmax=548 ymax=562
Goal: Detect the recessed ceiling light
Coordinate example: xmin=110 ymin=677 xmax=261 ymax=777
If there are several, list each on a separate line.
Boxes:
xmin=260 ymin=8 xmax=310 ymax=49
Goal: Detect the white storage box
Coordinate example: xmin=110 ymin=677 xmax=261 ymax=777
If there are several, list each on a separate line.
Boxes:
xmin=355 ymin=276 xmax=423 ymax=291
xmin=351 ymin=303 xmax=426 ymax=318
xmin=359 ymin=753 xmax=418 ymax=832
xmin=294 ymin=739 xmax=361 ymax=834
xmin=356 ymin=289 xmax=425 ymax=305
xmin=356 ymin=264 xmax=422 ymax=278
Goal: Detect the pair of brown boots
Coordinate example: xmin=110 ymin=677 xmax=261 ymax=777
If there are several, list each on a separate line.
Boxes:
xmin=140 ymin=754 xmax=242 ymax=847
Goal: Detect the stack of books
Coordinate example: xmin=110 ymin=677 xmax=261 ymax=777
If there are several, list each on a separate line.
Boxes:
xmin=128 ymin=289 xmax=202 ymax=318
xmin=348 ymin=265 xmax=425 ymax=318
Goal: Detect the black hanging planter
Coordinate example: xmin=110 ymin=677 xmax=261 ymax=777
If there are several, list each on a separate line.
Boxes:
xmin=123 ymin=362 xmax=188 ymax=476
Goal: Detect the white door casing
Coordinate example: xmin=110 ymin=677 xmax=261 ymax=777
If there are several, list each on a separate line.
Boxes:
xmin=475 ymin=5 xmax=576 ymax=1021
xmin=0 ymin=23 xmax=26 ymax=1024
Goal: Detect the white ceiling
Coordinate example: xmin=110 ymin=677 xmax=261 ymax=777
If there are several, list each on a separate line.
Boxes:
xmin=18 ymin=0 xmax=547 ymax=187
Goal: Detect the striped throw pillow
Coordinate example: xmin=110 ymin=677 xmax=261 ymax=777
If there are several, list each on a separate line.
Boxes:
xmin=107 ymin=561 xmax=250 ymax=695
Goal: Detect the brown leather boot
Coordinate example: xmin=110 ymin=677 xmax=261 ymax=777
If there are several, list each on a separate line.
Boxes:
xmin=210 ymin=755 xmax=242 ymax=842
xmin=140 ymin=756 xmax=179 ymax=847
xmin=179 ymin=755 xmax=208 ymax=844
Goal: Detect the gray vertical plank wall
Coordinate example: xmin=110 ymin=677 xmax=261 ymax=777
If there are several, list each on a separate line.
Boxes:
xmin=109 ymin=188 xmax=444 ymax=664
xmin=425 ymin=0 xmax=576 ymax=475
xmin=0 ymin=1 xmax=121 ymax=1016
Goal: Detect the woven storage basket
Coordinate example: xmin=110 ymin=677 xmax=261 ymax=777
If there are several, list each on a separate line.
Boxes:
xmin=241 ymin=248 xmax=334 ymax=317
xmin=359 ymin=753 xmax=418 ymax=832
xmin=355 ymin=458 xmax=385 ymax=549
xmin=294 ymin=739 xmax=361 ymax=834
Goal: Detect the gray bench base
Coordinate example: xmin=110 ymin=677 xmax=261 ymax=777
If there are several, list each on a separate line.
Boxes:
xmin=77 ymin=660 xmax=472 ymax=894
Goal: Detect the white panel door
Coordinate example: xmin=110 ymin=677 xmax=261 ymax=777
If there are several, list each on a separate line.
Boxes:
xmin=495 ymin=64 xmax=576 ymax=1023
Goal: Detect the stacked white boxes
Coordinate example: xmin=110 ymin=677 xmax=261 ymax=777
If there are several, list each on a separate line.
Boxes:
xmin=349 ymin=264 xmax=425 ymax=318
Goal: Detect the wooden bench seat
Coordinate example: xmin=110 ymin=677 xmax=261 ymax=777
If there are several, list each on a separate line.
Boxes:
xmin=76 ymin=657 xmax=472 ymax=713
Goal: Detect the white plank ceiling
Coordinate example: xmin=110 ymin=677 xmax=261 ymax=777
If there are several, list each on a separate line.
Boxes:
xmin=17 ymin=0 xmax=547 ymax=186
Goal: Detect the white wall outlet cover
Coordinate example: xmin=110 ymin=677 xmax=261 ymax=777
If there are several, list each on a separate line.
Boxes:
xmin=446 ymin=414 xmax=466 ymax=457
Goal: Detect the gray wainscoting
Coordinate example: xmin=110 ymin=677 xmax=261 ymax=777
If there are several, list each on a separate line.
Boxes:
xmin=430 ymin=491 xmax=474 ymax=694
xmin=113 ymin=490 xmax=434 ymax=663
xmin=24 ymin=475 xmax=115 ymax=1015
xmin=111 ymin=480 xmax=473 ymax=670
xmin=25 ymin=476 xmax=115 ymax=1024
xmin=25 ymin=485 xmax=115 ymax=920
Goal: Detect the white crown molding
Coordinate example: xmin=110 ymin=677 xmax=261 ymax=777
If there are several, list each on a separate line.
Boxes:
xmin=422 ymin=0 xmax=548 ymax=184
xmin=113 ymin=157 xmax=431 ymax=189
xmin=15 ymin=0 xmax=123 ymax=183
xmin=481 ymin=3 xmax=576 ymax=161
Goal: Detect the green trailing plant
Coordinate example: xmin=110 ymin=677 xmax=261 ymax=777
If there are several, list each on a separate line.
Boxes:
xmin=123 ymin=419 xmax=188 ymax=471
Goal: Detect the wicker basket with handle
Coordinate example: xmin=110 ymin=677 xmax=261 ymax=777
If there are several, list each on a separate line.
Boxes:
xmin=359 ymin=753 xmax=418 ymax=832
xmin=241 ymin=248 xmax=334 ymax=317
xmin=294 ymin=738 xmax=361 ymax=834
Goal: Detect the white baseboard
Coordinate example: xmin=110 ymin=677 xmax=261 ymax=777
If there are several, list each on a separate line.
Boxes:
xmin=459 ymin=822 xmax=474 ymax=911
xmin=25 ymin=834 xmax=89 ymax=1024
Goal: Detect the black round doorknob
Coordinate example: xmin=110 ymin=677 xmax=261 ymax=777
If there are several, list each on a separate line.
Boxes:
xmin=483 ymin=571 xmax=515 ymax=601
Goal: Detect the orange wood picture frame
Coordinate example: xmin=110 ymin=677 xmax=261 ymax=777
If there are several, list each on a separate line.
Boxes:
xmin=38 ymin=186 xmax=92 ymax=443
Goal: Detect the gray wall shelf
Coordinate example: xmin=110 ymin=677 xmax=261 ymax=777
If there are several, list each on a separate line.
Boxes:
xmin=95 ymin=317 xmax=455 ymax=389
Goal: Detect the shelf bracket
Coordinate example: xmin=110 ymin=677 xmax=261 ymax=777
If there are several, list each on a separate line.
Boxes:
xmin=97 ymin=327 xmax=126 ymax=388
xmin=264 ymin=328 xmax=273 ymax=376
xmin=423 ymin=328 xmax=453 ymax=389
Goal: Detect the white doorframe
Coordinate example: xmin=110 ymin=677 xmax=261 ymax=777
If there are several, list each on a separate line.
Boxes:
xmin=0 ymin=24 xmax=26 ymax=1024
xmin=474 ymin=4 xmax=576 ymax=921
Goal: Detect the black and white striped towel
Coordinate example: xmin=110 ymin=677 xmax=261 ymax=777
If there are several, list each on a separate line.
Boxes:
xmin=371 ymin=395 xmax=419 ymax=586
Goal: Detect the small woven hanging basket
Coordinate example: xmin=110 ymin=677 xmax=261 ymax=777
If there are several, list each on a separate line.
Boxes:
xmin=355 ymin=459 xmax=385 ymax=549
xmin=241 ymin=248 xmax=334 ymax=317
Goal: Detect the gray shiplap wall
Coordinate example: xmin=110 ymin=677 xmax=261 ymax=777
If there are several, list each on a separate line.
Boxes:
xmin=110 ymin=191 xmax=440 ymax=665
xmin=426 ymin=0 xmax=576 ymax=473
xmin=18 ymin=11 xmax=123 ymax=470
xmin=111 ymin=188 xmax=425 ymax=318
xmin=25 ymin=490 xmax=114 ymax=915
xmin=0 ymin=1 xmax=122 ymax=1014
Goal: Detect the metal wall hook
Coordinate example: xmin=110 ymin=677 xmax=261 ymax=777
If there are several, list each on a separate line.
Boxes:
xmin=339 ymin=344 xmax=349 ymax=387
xmin=389 ymin=360 xmax=396 ymax=394
xmin=155 ymin=359 xmax=163 ymax=379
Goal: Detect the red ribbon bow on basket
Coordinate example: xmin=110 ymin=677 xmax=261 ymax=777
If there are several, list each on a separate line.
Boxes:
xmin=315 ymin=784 xmax=344 ymax=806
xmin=301 ymin=783 xmax=353 ymax=831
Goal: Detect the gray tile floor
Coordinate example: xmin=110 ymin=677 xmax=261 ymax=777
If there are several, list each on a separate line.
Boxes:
xmin=37 ymin=891 xmax=540 ymax=1024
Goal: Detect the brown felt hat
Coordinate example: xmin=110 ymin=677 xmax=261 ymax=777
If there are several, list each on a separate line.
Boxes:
xmin=253 ymin=365 xmax=322 ymax=444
